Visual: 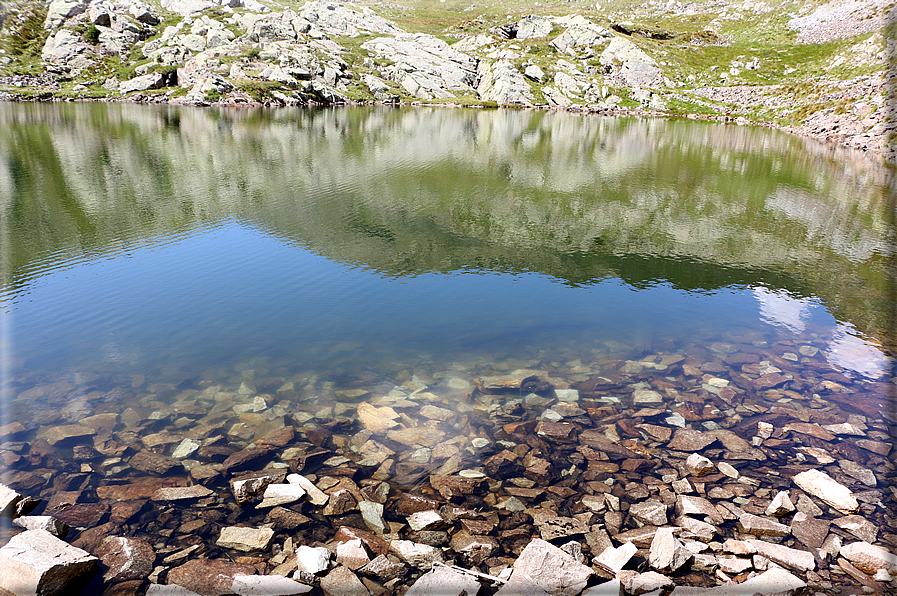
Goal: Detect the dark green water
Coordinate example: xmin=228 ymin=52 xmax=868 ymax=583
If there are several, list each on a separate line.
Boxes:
xmin=0 ymin=102 xmax=894 ymax=424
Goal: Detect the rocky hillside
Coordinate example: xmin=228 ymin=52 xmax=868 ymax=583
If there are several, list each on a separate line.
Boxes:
xmin=0 ymin=0 xmax=894 ymax=162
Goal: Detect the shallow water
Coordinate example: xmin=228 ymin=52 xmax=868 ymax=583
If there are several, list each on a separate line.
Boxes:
xmin=1 ymin=103 xmax=893 ymax=400
xmin=2 ymin=102 xmax=897 ymax=593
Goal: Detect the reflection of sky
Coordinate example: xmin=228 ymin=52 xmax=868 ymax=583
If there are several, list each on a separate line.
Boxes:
xmin=752 ymin=286 xmax=893 ymax=378
xmin=753 ymin=286 xmax=812 ymax=333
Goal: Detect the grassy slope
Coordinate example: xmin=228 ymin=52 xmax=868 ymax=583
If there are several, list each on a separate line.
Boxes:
xmin=0 ymin=0 xmax=890 ymax=138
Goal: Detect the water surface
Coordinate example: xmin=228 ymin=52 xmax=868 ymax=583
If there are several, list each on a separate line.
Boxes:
xmin=0 ymin=102 xmax=894 ymax=431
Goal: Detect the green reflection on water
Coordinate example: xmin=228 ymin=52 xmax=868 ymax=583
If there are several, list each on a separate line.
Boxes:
xmin=0 ymin=102 xmax=894 ymax=352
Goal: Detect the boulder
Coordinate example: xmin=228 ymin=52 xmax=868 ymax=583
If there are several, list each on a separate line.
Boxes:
xmin=406 ymin=565 xmax=481 ymax=596
xmin=477 ymin=59 xmax=535 ymax=106
xmin=497 ymin=538 xmax=593 ymax=596
xmin=599 ymin=37 xmax=663 ymax=88
xmin=0 ymin=529 xmax=98 ymax=596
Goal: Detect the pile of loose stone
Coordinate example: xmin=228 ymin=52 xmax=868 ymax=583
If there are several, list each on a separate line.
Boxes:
xmin=1 ymin=340 xmax=896 ymax=595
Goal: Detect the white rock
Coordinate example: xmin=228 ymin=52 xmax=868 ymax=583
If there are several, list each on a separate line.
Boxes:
xmin=745 ymin=539 xmax=815 ymax=572
xmin=258 ymin=483 xmax=306 ymax=508
xmin=793 ymin=469 xmax=859 ymax=513
xmin=288 ymin=474 xmax=330 ymax=506
xmin=172 ymin=438 xmax=201 ymax=459
xmin=839 ymin=541 xmax=897 ymax=575
xmin=0 ymin=483 xmax=24 ymax=517
xmin=685 ymin=453 xmax=714 ymax=476
xmin=232 ymin=574 xmax=313 ymax=595
xmin=649 ymin=527 xmax=693 ymax=573
xmin=408 ymin=510 xmax=445 ymax=531
xmin=406 ymin=565 xmax=481 ymax=596
xmin=295 ymin=545 xmax=331 ymax=574
xmin=594 ymin=540 xmax=637 ymax=574
xmin=765 ymin=491 xmax=795 ymax=517
xmin=389 ymin=540 xmax=445 ymax=570
xmin=497 ymin=538 xmax=593 ymax=596
xmin=216 ymin=527 xmax=274 ymax=552
xmin=13 ymin=516 xmax=70 ymax=538
xmin=0 ymin=530 xmax=98 ymax=596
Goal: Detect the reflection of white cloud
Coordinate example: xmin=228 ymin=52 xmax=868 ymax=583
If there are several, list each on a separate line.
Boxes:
xmin=826 ymin=325 xmax=893 ymax=379
xmin=753 ymin=287 xmax=812 ymax=333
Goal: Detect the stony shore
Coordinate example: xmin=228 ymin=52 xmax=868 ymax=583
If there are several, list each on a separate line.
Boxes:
xmin=0 ymin=0 xmax=894 ymax=163
xmin=1 ymin=335 xmax=896 ymax=595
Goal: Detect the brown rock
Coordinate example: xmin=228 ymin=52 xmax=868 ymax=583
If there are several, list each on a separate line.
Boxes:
xmin=97 ymin=479 xmax=178 ymax=501
xmin=450 ymin=531 xmax=499 ymax=565
xmin=578 ymin=431 xmax=639 ymax=460
xmin=266 ymin=507 xmax=311 ymax=530
xmin=323 ymin=489 xmax=358 ymax=516
xmin=129 ymin=451 xmax=183 ymax=475
xmin=783 ymin=422 xmax=836 ymax=441
xmin=429 ymin=475 xmax=485 ymax=501
xmin=71 ymin=522 xmax=122 ymax=552
xmin=503 ymin=420 xmax=538 ymax=437
xmin=334 ymin=526 xmax=390 ymax=556
xmin=790 ymin=512 xmax=830 ymax=549
xmin=101 ymin=580 xmax=146 ymax=596
xmin=396 ymin=494 xmax=442 ymax=516
xmin=752 ymin=373 xmax=791 ymax=390
xmin=254 ymin=425 xmax=295 ymax=447
xmin=855 ymin=439 xmax=891 ymax=456
xmin=535 ymin=421 xmax=579 ymax=444
xmin=167 ymin=559 xmax=257 ymax=595
xmin=221 ymin=447 xmax=274 ymax=473
xmin=676 ymin=495 xmax=724 ymax=525
xmin=386 ymin=427 xmax=446 ymax=448
xmin=667 ymin=429 xmax=718 ymax=451
xmin=96 ymin=536 xmax=155 ymax=582
xmin=52 ymin=503 xmax=110 ymax=528
xmin=110 ymin=500 xmax=148 ymax=524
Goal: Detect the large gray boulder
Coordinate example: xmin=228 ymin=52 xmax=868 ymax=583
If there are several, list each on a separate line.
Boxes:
xmin=44 ymin=0 xmax=89 ymax=29
xmin=477 ymin=59 xmax=534 ymax=106
xmin=496 ymin=538 xmax=593 ymax=596
xmin=599 ymin=37 xmax=663 ymax=87
xmin=300 ymin=0 xmax=401 ymax=38
xmin=41 ymin=29 xmax=95 ymax=73
xmin=0 ymin=529 xmax=99 ymax=596
xmin=362 ymin=34 xmax=478 ymax=100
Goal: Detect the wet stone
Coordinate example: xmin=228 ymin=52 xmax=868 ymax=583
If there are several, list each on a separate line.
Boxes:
xmin=765 ymin=491 xmax=795 ymax=517
xmin=13 ymin=515 xmax=70 ymax=538
xmin=668 ymin=429 xmax=718 ymax=451
xmin=152 ymin=484 xmax=214 ymax=502
xmin=737 ymin=512 xmax=791 ymax=537
xmin=216 ymin=526 xmax=275 ymax=552
xmin=630 ymin=499 xmax=668 ymax=526
xmin=320 ymin=565 xmax=368 ymax=596
xmin=167 ymin=559 xmax=258 ymax=596
xmin=838 ymin=460 xmax=877 ymax=487
xmin=0 ymin=530 xmax=99 ymax=596
xmin=789 ymin=512 xmax=829 ymax=549
xmin=833 ymin=514 xmax=878 ymax=543
xmin=130 ymin=451 xmax=183 ymax=475
xmin=793 ymin=469 xmax=859 ymax=513
xmin=450 ymin=531 xmax=499 ymax=564
xmin=537 ymin=516 xmax=589 ymax=540
xmin=96 ymin=536 xmax=156 ymax=582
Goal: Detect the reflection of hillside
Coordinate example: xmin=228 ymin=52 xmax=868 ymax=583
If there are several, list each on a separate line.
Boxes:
xmin=1 ymin=103 xmax=894 ymax=348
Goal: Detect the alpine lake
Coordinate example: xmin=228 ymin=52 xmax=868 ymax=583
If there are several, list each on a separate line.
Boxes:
xmin=1 ymin=102 xmax=896 ymax=596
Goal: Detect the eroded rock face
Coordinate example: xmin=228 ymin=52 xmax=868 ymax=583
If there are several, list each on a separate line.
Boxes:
xmin=362 ymin=34 xmax=478 ymax=100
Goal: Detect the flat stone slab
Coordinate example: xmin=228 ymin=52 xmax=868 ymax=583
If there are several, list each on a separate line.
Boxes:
xmin=793 ymin=469 xmax=858 ymax=513
xmin=152 ymin=485 xmax=214 ymax=501
xmin=216 ymin=527 xmax=275 ymax=552
xmin=670 ymin=567 xmax=806 ymax=595
xmin=0 ymin=529 xmax=98 ymax=596
xmin=497 ymin=538 xmax=592 ymax=596
xmin=406 ymin=565 xmax=481 ymax=596
xmin=231 ymin=573 xmax=313 ymax=595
